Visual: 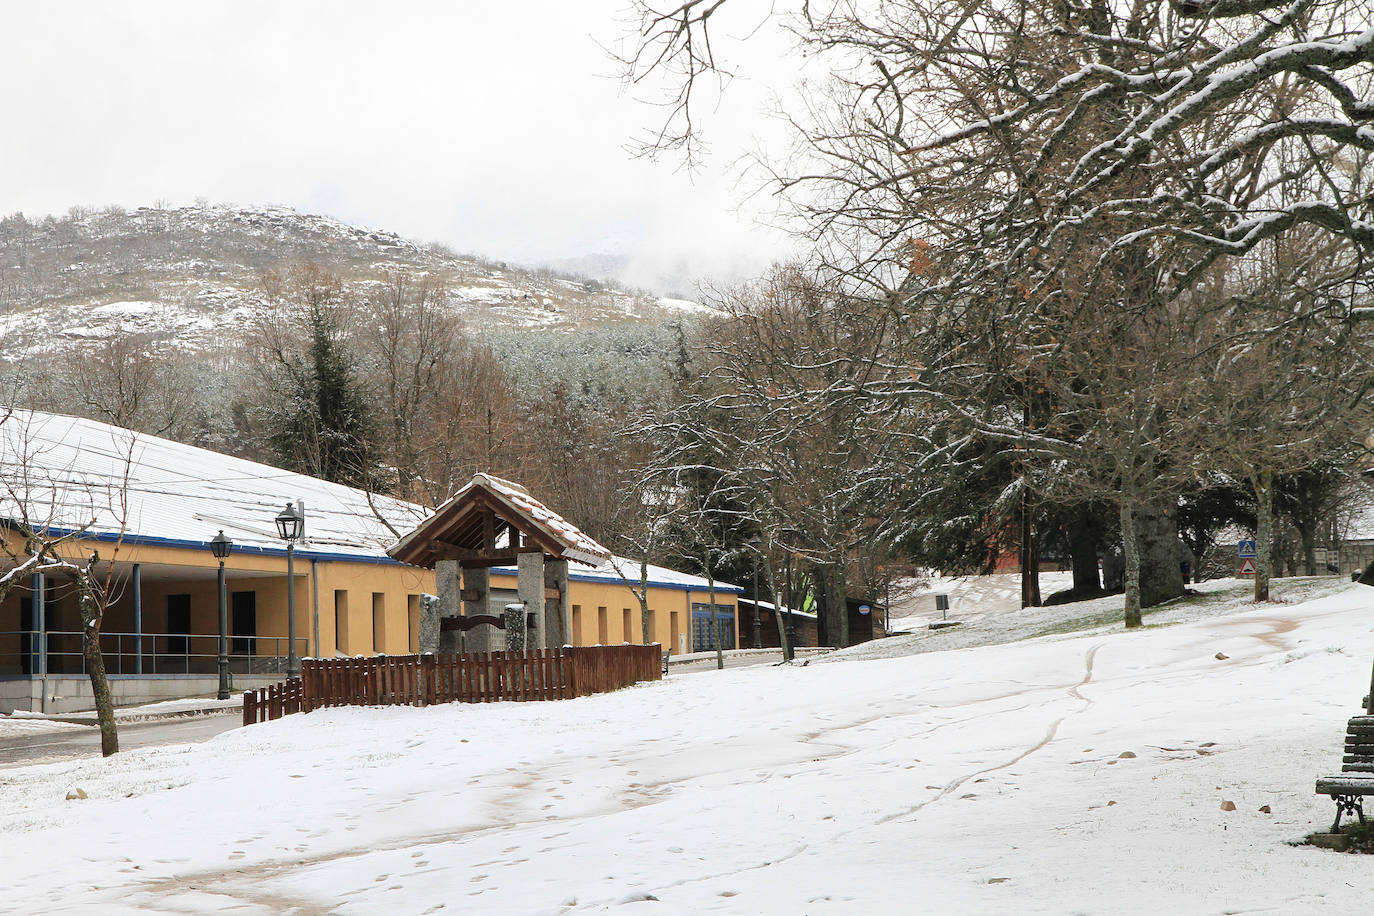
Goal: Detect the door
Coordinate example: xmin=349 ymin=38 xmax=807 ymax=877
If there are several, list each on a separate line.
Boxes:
xmin=166 ymin=594 xmax=191 ymax=657
xmin=231 ymin=591 xmax=256 ymax=656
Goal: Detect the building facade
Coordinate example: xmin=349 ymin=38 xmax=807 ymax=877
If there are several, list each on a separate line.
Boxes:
xmin=0 ymin=411 xmax=739 ymax=712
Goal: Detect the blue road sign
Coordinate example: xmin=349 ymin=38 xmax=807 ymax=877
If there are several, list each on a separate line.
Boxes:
xmin=1238 ymin=539 xmax=1257 ymax=558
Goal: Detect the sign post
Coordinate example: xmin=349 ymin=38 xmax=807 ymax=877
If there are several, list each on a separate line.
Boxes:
xmin=1237 ymin=540 xmax=1258 ymax=577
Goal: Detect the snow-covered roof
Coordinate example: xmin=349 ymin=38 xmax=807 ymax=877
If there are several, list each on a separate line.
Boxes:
xmin=388 ymin=473 xmax=611 ymax=567
xmin=737 ymin=596 xmax=814 ymax=618
xmin=0 ymin=408 xmax=425 ymax=562
xmin=491 ymin=554 xmax=743 ymax=596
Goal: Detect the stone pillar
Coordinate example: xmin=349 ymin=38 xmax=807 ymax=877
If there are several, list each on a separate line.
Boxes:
xmin=544 ymin=558 xmax=570 ymax=648
xmin=517 ymin=552 xmax=546 ymax=651
xmin=462 ymin=565 xmax=492 ymax=652
xmin=503 ymin=603 xmax=526 ymax=654
xmin=418 ymin=593 xmax=441 ymax=654
xmin=436 ymin=559 xmax=461 ymax=655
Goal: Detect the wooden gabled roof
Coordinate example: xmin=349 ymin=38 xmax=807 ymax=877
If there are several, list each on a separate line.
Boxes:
xmin=387 ymin=473 xmax=611 ymax=569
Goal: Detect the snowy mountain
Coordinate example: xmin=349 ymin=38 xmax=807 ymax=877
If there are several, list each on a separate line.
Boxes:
xmin=0 ymin=204 xmax=716 ymax=358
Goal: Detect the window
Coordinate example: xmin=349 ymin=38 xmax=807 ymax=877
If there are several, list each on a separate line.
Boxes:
xmin=691 ymin=602 xmax=736 ymax=651
xmin=372 ymin=593 xmax=386 ymax=654
xmin=597 ymin=606 xmax=609 ymax=645
xmin=166 ymin=595 xmax=191 ymax=655
xmin=622 ymin=607 xmax=634 ymax=644
xmin=407 ymin=594 xmax=420 ymax=653
xmin=334 ymin=590 xmax=349 ymax=655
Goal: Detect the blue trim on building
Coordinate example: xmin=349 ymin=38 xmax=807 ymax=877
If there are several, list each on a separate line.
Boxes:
xmin=32 ymin=526 xmax=406 ymax=566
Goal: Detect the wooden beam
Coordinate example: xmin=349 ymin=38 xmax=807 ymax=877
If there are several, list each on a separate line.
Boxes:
xmin=440 ymin=614 xmax=505 ymax=633
xmin=430 ymin=546 xmax=523 ymax=566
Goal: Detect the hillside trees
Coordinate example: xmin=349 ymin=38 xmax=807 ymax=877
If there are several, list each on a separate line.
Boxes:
xmin=362 ymin=270 xmax=523 ymax=507
xmin=247 ymin=265 xmax=376 ymax=487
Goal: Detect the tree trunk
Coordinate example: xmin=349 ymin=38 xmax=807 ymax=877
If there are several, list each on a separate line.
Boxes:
xmin=639 ymin=555 xmax=652 ymax=644
xmin=764 ymin=556 xmax=792 ymax=662
xmin=1136 ymin=501 xmax=1185 ymax=608
xmin=1019 ymin=484 xmax=1041 ymax=607
xmin=78 ymin=580 xmax=118 ymax=756
xmin=782 ymin=559 xmax=796 ymax=661
xmin=1299 ymin=524 xmax=1316 ymax=577
xmin=1068 ymin=509 xmax=1102 ymax=593
xmin=822 ymin=562 xmax=849 ymax=648
xmin=813 ymin=563 xmax=846 ymax=648
xmin=1254 ymin=467 xmax=1273 ymax=602
xmin=1120 ymin=500 xmax=1143 ymax=628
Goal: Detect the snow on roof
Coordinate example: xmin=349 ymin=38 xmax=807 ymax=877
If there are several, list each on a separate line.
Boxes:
xmin=476 ymin=474 xmax=611 ymax=565
xmin=0 ymin=409 xmax=425 ymax=561
xmin=491 ymin=554 xmax=743 ymax=595
xmin=737 ymin=596 xmax=814 ymax=618
xmin=389 ymin=473 xmax=611 ymax=567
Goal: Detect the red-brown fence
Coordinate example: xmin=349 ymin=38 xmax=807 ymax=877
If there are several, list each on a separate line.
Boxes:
xmin=242 ymin=676 xmax=304 ymax=725
xmin=242 ymin=644 xmax=662 ymax=726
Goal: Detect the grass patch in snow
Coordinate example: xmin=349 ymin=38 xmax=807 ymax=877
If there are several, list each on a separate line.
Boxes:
xmin=1304 ymin=820 xmax=1374 ymax=854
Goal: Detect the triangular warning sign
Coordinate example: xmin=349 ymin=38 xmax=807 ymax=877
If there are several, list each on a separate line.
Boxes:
xmin=1238 ymin=557 xmax=1257 ymax=576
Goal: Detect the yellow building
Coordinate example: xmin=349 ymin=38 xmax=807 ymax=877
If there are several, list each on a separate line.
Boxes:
xmin=0 ymin=411 xmax=739 ymax=713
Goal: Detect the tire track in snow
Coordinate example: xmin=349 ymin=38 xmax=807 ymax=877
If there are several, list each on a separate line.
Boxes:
xmin=880 ymin=641 xmax=1103 ymax=823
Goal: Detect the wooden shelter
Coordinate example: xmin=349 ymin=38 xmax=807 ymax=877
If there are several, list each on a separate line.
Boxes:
xmin=388 ymin=474 xmax=612 ymax=653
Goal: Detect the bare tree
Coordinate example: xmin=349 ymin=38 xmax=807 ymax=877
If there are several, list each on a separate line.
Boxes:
xmin=0 ymin=410 xmax=134 ymax=755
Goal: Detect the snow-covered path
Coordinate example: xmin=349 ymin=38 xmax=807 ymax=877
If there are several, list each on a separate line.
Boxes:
xmin=3 ymin=585 xmax=1374 ymax=914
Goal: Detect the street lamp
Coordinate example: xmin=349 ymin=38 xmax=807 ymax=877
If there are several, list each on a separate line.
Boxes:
xmin=275 ymin=502 xmax=305 ymax=678
xmin=209 ymin=530 xmax=233 ymax=699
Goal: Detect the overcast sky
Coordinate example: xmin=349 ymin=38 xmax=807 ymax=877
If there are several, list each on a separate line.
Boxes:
xmin=2 ymin=2 xmax=797 ymax=292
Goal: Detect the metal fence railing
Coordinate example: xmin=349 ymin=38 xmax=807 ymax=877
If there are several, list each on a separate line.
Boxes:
xmin=0 ymin=631 xmax=308 ymax=677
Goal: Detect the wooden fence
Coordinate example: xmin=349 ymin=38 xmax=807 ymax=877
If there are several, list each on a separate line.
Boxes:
xmin=242 ymin=643 xmax=662 ymax=726
xmin=242 ymin=676 xmax=305 ymax=725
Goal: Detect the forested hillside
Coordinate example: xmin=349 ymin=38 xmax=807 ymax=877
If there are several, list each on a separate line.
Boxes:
xmin=0 ymin=204 xmax=703 ymax=556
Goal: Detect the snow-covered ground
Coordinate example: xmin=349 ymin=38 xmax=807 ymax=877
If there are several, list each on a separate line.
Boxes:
xmin=0 ymin=696 xmax=241 ymax=739
xmin=840 ymin=574 xmax=1352 ymax=661
xmin=0 ymin=711 xmax=88 ymax=738
xmin=3 ymin=580 xmax=1374 ymax=913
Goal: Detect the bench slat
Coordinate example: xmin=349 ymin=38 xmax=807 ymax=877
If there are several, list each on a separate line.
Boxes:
xmin=1317 ymin=776 xmax=1374 ymax=794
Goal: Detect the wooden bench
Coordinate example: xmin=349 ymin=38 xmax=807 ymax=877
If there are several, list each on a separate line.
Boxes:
xmin=1315 ymin=715 xmax=1374 ymax=831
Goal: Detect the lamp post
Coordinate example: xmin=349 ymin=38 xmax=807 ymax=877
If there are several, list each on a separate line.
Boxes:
xmin=275 ymin=502 xmax=305 ymax=678
xmin=210 ymin=530 xmax=233 ymax=699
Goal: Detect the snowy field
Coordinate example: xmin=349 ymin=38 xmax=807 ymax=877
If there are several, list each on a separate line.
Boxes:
xmin=3 ymin=580 xmax=1374 ymax=913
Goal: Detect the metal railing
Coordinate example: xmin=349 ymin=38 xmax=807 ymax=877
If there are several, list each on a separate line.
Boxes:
xmin=0 ymin=631 xmax=308 ymax=677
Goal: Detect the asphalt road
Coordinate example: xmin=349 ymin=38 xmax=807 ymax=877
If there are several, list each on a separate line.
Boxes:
xmin=667 ymin=647 xmax=827 ymax=674
xmin=0 ymin=713 xmax=241 ymax=768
